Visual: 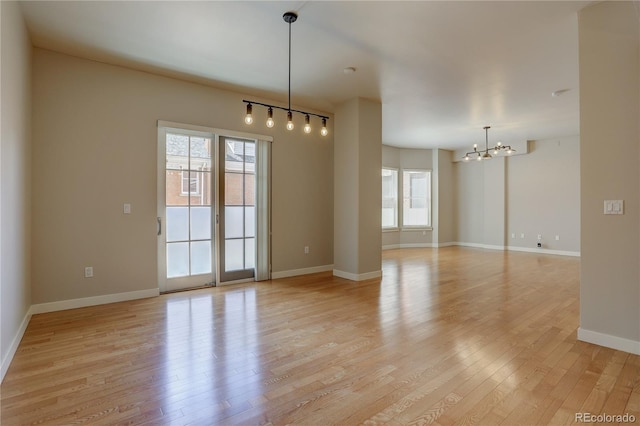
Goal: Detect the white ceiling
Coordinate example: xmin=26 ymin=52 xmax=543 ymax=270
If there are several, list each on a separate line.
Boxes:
xmin=19 ymin=0 xmax=590 ymax=150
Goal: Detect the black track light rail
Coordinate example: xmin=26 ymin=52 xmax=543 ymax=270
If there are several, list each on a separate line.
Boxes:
xmin=242 ymin=100 xmax=329 ymax=121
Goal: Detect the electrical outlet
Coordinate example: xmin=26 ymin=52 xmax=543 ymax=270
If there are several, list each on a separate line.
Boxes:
xmin=555 ymin=235 xmax=560 ymax=241
xmin=537 ymin=234 xmax=542 ymax=240
xmin=520 ymin=233 xmax=525 ymax=239
xmin=304 ymin=246 xmax=309 ymax=254
xmin=511 ymin=233 xmax=515 ymax=239
xmin=84 ymin=266 xmax=93 ymax=278
xmin=123 ymin=203 xmax=131 ymax=214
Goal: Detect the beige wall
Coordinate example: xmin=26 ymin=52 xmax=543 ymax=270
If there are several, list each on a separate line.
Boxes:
xmin=435 ymin=149 xmax=455 ymax=244
xmin=1 ymin=1 xmax=32 ymax=378
xmin=454 ymin=136 xmax=580 ymax=253
xmin=578 ymin=1 xmax=639 ymax=350
xmin=454 ymin=160 xmax=485 ymax=244
xmin=31 ymin=48 xmax=334 ymax=304
xmin=334 ymin=100 xmax=359 ymax=274
xmin=334 ymin=98 xmax=381 ymax=277
xmin=507 ymin=137 xmax=580 ymax=251
xmin=357 ymin=99 xmax=382 ymax=274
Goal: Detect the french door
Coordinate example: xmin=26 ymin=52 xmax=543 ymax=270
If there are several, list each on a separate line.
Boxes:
xmin=157 ymin=122 xmax=271 ymax=292
xmin=219 ymin=137 xmax=256 ymax=282
xmin=158 ymin=129 xmax=215 ymax=292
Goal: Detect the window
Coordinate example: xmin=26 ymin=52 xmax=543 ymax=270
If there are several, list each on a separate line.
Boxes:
xmin=382 ymin=168 xmax=398 ymax=228
xmin=180 ymin=169 xmax=200 ymax=195
xmin=402 ymin=170 xmax=431 ymax=227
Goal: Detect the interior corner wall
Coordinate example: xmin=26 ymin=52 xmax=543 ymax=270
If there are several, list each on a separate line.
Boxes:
xmin=578 ymin=1 xmax=640 ymax=353
xmin=1 ymin=1 xmax=32 ymax=381
xmin=454 ymin=136 xmax=580 ymax=253
xmin=31 ymin=48 xmax=334 ymax=304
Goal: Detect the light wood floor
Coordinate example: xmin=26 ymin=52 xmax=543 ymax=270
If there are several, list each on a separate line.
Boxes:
xmin=2 ymin=247 xmax=639 ymax=425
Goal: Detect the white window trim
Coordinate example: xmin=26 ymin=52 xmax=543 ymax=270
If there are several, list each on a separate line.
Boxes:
xmin=382 ymin=167 xmax=399 ymax=230
xmin=400 ymin=168 xmax=432 ymax=230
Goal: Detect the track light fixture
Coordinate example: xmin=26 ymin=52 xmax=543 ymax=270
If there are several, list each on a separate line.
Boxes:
xmin=462 ymin=126 xmax=515 ymax=162
xmin=242 ymin=11 xmax=329 ymax=136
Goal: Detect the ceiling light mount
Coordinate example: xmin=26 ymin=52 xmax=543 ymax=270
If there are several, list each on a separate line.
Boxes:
xmin=462 ymin=126 xmax=515 ymax=162
xmin=283 ymin=11 xmax=298 ymax=24
xmin=241 ymin=10 xmax=328 ymax=136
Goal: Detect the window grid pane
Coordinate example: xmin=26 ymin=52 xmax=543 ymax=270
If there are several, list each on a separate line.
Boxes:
xmin=402 ymin=170 xmax=431 ymax=227
xmin=165 ymin=132 xmax=213 ymax=279
xmin=382 ymin=168 xmax=398 ymax=228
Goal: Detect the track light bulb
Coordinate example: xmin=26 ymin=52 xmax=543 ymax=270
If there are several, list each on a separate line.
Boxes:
xmin=320 ymin=118 xmax=328 ymax=136
xmin=303 ymin=115 xmax=311 ymax=133
xmin=266 ymin=108 xmax=274 ymax=128
xmin=244 ymin=103 xmax=253 ymax=125
xmin=286 ymin=111 xmax=294 ymax=131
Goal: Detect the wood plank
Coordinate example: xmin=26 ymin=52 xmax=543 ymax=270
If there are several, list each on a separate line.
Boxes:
xmin=1 ymin=247 xmax=637 ymax=425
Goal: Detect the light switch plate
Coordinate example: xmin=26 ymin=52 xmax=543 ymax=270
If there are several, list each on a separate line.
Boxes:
xmin=604 ymin=200 xmax=624 ymax=215
xmin=124 ymin=203 xmax=131 ymax=214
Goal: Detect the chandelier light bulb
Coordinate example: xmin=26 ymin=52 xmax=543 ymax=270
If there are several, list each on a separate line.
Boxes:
xmin=320 ymin=118 xmax=328 ymax=136
xmin=286 ymin=111 xmax=294 ymax=131
xmin=266 ymin=108 xmax=274 ymax=128
xmin=303 ymin=115 xmax=311 ymax=133
xmin=244 ymin=103 xmax=253 ymax=125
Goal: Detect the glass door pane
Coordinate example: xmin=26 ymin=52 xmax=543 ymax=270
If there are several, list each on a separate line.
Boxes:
xmin=219 ymin=137 xmax=255 ymax=282
xmin=161 ymin=131 xmax=214 ymax=291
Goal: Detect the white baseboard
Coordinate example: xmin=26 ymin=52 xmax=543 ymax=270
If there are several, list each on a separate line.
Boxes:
xmin=271 ymin=264 xmax=334 ymax=279
xmin=333 ymin=269 xmax=382 ymax=281
xmin=578 ymin=327 xmax=640 ymax=355
xmin=382 ymin=241 xmax=579 ymax=257
xmin=434 ymin=242 xmax=456 ymax=248
xmin=383 ymin=242 xmax=458 ymax=250
xmin=455 ymin=242 xmax=506 ymax=251
xmin=454 ymin=242 xmax=580 ymax=257
xmin=506 ymin=245 xmax=580 ymax=257
xmin=1 ymin=308 xmax=32 ymax=383
xmin=30 ymin=288 xmax=160 ymax=315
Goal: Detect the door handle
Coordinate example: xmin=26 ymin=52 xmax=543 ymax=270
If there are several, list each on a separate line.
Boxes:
xmin=157 ymin=217 xmax=162 ymax=236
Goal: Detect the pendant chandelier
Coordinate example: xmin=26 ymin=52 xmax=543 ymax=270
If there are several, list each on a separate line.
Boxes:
xmin=462 ymin=126 xmax=515 ymax=161
xmin=242 ymin=11 xmax=329 ymax=136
